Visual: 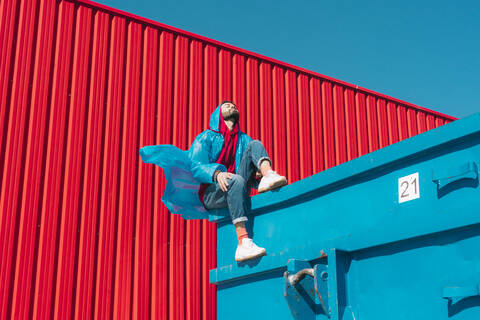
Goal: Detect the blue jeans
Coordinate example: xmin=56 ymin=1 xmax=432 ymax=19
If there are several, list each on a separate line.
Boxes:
xmin=203 ymin=140 xmax=271 ymax=224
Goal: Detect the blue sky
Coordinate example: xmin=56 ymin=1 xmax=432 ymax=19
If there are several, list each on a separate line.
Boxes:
xmin=95 ymin=0 xmax=479 ymax=119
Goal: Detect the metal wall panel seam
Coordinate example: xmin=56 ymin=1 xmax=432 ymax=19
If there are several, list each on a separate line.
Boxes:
xmin=54 ymin=5 xmax=93 ymax=319
xmin=309 ymin=78 xmax=324 ymax=172
xmin=151 ymin=29 xmax=173 ymax=320
xmin=246 ymin=58 xmax=260 ymax=141
xmin=94 ymin=15 xmax=126 ymax=320
xmin=186 ymin=38 xmax=203 ymax=320
xmin=366 ymin=95 xmax=379 ymax=152
xmin=9 ymin=0 xmax=42 ymax=317
xmin=343 ymin=88 xmax=357 ymax=161
xmin=333 ymin=84 xmax=347 ymax=165
xmin=426 ymin=114 xmax=435 ymax=130
xmin=73 ymin=9 xmax=110 ymax=320
xmin=218 ymin=49 xmax=232 ymax=104
xmin=355 ymin=92 xmax=368 ymax=157
xmin=272 ymin=66 xmax=287 ymax=179
xmin=322 ymin=81 xmax=335 ymax=169
xmin=259 ymin=62 xmax=273 ymax=162
xmin=387 ymin=102 xmax=399 ymax=145
xmin=232 ymin=54 xmax=245 ymax=131
xmin=15 ymin=0 xmax=56 ymax=319
xmin=133 ymin=25 xmax=157 ymax=320
xmin=0 ymin=0 xmax=39 ymax=318
xmin=170 ymin=33 xmax=189 ymax=320
xmin=297 ymin=74 xmax=312 ymax=180
xmin=376 ymin=98 xmax=389 ymax=149
xmin=417 ymin=112 xmax=427 ymax=134
xmin=201 ymin=43 xmax=217 ymax=320
xmin=32 ymin=2 xmax=75 ymax=319
xmin=113 ymin=20 xmax=142 ymax=320
xmin=285 ymin=70 xmax=300 ymax=183
xmin=406 ymin=108 xmax=418 ymax=138
xmin=0 ymin=0 xmax=21 ymax=196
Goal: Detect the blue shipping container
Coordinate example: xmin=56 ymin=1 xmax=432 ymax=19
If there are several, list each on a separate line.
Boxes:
xmin=210 ymin=113 xmax=480 ymax=320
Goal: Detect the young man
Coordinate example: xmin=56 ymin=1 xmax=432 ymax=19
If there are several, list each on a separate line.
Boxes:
xmin=140 ymin=101 xmax=287 ymax=261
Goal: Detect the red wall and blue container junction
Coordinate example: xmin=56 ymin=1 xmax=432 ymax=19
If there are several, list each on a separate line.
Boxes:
xmin=0 ymin=0 xmax=455 ymax=318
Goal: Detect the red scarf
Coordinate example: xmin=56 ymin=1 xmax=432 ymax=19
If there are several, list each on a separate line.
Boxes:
xmin=198 ymin=118 xmax=239 ymax=203
xmin=215 ymin=116 xmax=239 ymax=173
xmin=198 ymin=115 xmax=238 ymax=203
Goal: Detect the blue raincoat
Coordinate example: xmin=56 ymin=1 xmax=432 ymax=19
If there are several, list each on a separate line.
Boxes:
xmin=139 ymin=105 xmax=252 ymax=219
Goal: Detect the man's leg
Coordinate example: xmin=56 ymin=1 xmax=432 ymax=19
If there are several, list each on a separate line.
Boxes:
xmin=203 ymin=174 xmax=249 ymax=226
xmin=203 ymin=174 xmax=266 ymax=261
xmin=237 ymin=140 xmax=271 ymax=186
xmin=238 ymin=140 xmax=287 ymax=192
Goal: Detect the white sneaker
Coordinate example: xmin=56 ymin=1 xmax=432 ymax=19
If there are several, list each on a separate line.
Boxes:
xmin=235 ymin=238 xmax=266 ymax=262
xmin=258 ymin=170 xmax=287 ymax=193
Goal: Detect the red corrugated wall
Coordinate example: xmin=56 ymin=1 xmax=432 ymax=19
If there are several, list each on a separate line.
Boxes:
xmin=0 ymin=0 xmax=456 ymax=319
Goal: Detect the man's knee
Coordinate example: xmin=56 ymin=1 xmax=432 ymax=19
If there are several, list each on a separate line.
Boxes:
xmin=248 ymin=140 xmax=263 ymax=148
xmin=228 ymin=174 xmax=246 ymax=192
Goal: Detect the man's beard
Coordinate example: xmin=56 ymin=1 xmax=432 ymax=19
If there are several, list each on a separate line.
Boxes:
xmin=222 ymin=110 xmax=239 ymax=123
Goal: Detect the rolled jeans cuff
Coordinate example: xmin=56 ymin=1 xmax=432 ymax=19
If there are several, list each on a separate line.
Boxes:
xmin=257 ymin=156 xmax=271 ymax=170
xmin=232 ymin=216 xmax=248 ymax=224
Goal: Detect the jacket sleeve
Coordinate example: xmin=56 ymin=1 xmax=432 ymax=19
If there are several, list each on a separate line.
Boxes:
xmin=188 ymin=131 xmax=226 ymax=183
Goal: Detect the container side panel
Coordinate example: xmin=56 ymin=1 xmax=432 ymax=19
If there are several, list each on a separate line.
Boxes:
xmin=397 ymin=104 xmax=409 ymax=140
xmin=232 ymin=54 xmax=246 ymax=132
xmin=297 ymin=74 xmax=313 ymax=179
xmin=259 ymin=62 xmax=274 ymax=160
xmin=426 ymin=114 xmax=435 ymax=130
xmin=366 ymin=95 xmax=379 ymax=152
xmin=377 ymin=98 xmax=389 ymax=149
xmin=150 ymin=30 xmax=173 ymax=320
xmin=218 ymin=49 xmax=232 ymax=102
xmin=202 ymin=43 xmax=218 ymax=320
xmin=132 ymin=25 xmax=158 ymax=320
xmin=344 ymin=88 xmax=358 ymax=161
xmin=12 ymin=0 xmax=55 ymax=318
xmin=333 ymin=84 xmax=347 ymax=165
xmin=355 ymin=92 xmax=368 ymax=156
xmin=0 ymin=0 xmax=39 ymax=318
xmin=435 ymin=117 xmax=444 ymax=128
xmin=74 ymin=10 xmax=110 ymax=320
xmin=31 ymin=2 xmax=75 ymax=319
xmin=272 ymin=67 xmax=287 ymax=178
xmin=169 ymin=34 xmax=189 ymax=320
xmin=407 ymin=108 xmax=418 ymax=138
xmin=310 ymin=78 xmax=324 ymax=172
xmin=321 ymin=81 xmax=335 ymax=169
xmin=285 ymin=70 xmax=300 ymax=183
xmin=0 ymin=0 xmax=21 ymax=193
xmin=417 ymin=111 xmax=427 ymax=134
xmin=387 ymin=102 xmax=399 ymax=144
xmin=246 ymin=58 xmax=260 ymax=140
xmin=112 ymin=20 xmax=143 ymax=320
xmin=94 ymin=16 xmax=126 ymax=320
xmin=203 ymin=44 xmax=218 ymax=128
xmin=186 ymin=38 xmax=203 ymax=320
xmin=53 ymin=6 xmax=93 ymax=319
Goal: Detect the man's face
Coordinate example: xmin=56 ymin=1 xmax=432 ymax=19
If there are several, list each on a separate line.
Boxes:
xmin=221 ymin=102 xmax=239 ymax=122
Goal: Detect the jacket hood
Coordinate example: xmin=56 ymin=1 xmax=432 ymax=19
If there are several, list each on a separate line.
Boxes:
xmin=208 ymin=105 xmax=222 ymax=131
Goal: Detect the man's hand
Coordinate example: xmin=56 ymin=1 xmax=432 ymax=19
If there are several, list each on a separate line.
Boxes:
xmin=216 ymin=172 xmax=234 ymax=192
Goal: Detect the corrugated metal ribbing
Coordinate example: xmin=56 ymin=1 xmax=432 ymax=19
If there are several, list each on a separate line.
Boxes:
xmin=0 ymin=0 xmax=456 ymax=319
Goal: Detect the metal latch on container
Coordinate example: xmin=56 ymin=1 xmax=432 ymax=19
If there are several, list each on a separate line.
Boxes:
xmin=284 ymin=259 xmax=330 ymax=319
xmin=443 ymin=284 xmax=480 ymax=304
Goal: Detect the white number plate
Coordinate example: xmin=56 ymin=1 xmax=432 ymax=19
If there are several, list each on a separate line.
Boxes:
xmin=398 ymin=172 xmax=420 ymax=203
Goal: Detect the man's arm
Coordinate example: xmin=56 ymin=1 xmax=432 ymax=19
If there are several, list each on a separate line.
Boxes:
xmin=189 ymin=131 xmax=226 ymax=183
